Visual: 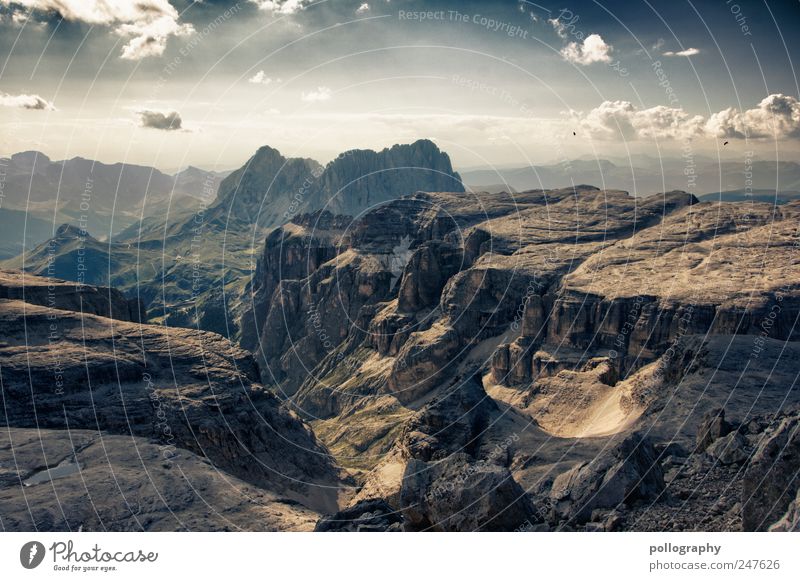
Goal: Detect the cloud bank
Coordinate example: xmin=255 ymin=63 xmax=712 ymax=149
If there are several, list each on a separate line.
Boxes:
xmin=573 ymin=94 xmax=800 ymax=141
xmin=0 ymin=0 xmax=194 ymax=60
xmin=0 ymin=92 xmax=55 ymax=110
xmin=251 ymin=0 xmax=313 ymax=15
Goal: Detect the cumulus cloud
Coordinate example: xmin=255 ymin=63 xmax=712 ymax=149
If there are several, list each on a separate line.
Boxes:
xmin=251 ymin=0 xmax=313 ymax=14
xmin=560 ymin=34 xmax=613 ymax=65
xmin=301 ymin=86 xmax=332 ymax=103
xmin=663 ymin=47 xmax=700 ymax=57
xmin=248 ymin=71 xmax=272 ymax=85
xmin=573 ymin=94 xmax=800 ymax=141
xmin=705 ymin=94 xmax=800 ymax=139
xmin=0 ymin=0 xmax=194 ymax=60
xmin=356 ymin=2 xmax=370 ymax=14
xmin=138 ymin=110 xmax=183 ymax=131
xmin=0 ymin=92 xmax=55 ymax=110
xmin=573 ymin=100 xmax=706 ymax=140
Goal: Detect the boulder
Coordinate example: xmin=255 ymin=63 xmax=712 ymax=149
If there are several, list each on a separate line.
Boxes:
xmin=550 ymin=432 xmax=665 ymax=524
xmin=742 ymin=409 xmax=800 ymax=531
xmin=695 ymin=407 xmax=732 ymax=453
xmin=315 ymin=499 xmax=404 ymax=532
xmin=400 ymin=453 xmax=538 ymax=531
xmin=706 ymin=431 xmax=751 ymax=465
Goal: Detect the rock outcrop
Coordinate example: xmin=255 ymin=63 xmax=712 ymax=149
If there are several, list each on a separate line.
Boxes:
xmin=241 ymin=184 xmax=800 ymax=531
xmin=742 ymin=409 xmax=800 ymax=531
xmin=0 ymin=268 xmax=145 ymax=322
xmin=549 ymin=433 xmax=665 ymax=524
xmin=0 ymin=271 xmax=346 ymax=516
xmin=0 ymin=428 xmax=319 ymax=531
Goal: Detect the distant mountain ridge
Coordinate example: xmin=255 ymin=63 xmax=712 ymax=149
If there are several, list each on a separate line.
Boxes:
xmin=4 ymin=139 xmax=465 ymax=339
xmin=214 ymin=139 xmax=464 ymax=229
xmin=462 ymin=157 xmax=800 ymax=196
xmin=0 ymin=150 xmax=228 ymax=242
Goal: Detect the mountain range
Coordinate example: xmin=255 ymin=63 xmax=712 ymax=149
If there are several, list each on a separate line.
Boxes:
xmin=2 ymin=140 xmax=464 ymax=338
xmin=0 ymin=151 xmax=228 ymax=258
xmin=461 ymin=156 xmax=800 ymax=198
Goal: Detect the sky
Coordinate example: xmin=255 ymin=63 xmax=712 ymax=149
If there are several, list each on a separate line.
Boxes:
xmin=1 ymin=0 xmax=799 ymax=172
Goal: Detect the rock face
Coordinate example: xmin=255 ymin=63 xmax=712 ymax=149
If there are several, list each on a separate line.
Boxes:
xmin=0 ymin=428 xmax=319 ymax=532
xmin=0 ymin=271 xmax=346 ymax=517
xmin=240 ymin=183 xmax=800 ymax=531
xmin=0 ymin=268 xmax=145 ymax=322
xmin=400 ymin=453 xmax=538 ymax=531
xmin=695 ymin=408 xmax=732 ymax=453
xmin=742 ymin=409 xmax=800 ymax=531
xmin=214 ymin=145 xmax=323 ymax=229
xmin=305 ymin=139 xmax=464 ymax=216
xmin=314 ymin=499 xmax=404 ymax=532
xmin=549 ymin=433 xmax=665 ymax=524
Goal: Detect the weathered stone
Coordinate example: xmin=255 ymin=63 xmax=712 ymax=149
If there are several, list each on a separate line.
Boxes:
xmin=400 ymin=453 xmax=538 ymax=531
xmin=315 ymin=499 xmax=404 ymax=532
xmin=550 ymin=433 xmax=665 ymax=524
xmin=742 ymin=409 xmax=800 ymax=531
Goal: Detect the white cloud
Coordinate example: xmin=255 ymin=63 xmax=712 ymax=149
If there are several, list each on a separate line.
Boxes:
xmin=248 ymin=70 xmax=272 ymax=85
xmin=663 ymin=47 xmax=700 ymax=57
xmin=138 ymin=110 xmax=183 ymax=131
xmin=573 ymin=100 xmax=705 ymax=140
xmin=573 ymin=94 xmax=800 ymax=141
xmin=705 ymin=94 xmax=800 ymax=139
xmin=301 ymin=86 xmax=332 ymax=102
xmin=356 ymin=2 xmax=370 ymax=14
xmin=560 ymin=34 xmax=613 ymax=65
xmin=0 ymin=0 xmax=194 ymax=60
xmin=251 ymin=0 xmax=313 ymax=14
xmin=0 ymin=92 xmax=55 ymax=110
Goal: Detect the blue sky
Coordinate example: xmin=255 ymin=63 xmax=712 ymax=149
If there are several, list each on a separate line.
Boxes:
xmin=1 ymin=0 xmax=799 ymax=170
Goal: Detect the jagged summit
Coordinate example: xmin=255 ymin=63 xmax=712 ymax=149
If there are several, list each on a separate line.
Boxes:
xmin=54 ymin=222 xmax=91 ymax=238
xmin=309 ymin=139 xmax=464 ymax=216
xmin=212 ymin=140 xmax=464 ymax=229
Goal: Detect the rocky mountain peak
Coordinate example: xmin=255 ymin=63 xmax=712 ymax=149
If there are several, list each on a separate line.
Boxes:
xmin=55 ymin=223 xmax=90 ymax=239
xmin=309 ymin=139 xmax=464 ymax=216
